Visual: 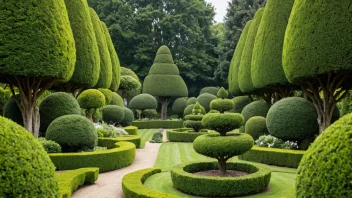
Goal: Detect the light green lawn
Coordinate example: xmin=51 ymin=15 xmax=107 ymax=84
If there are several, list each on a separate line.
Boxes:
xmin=138 ymin=129 xmax=156 ymax=148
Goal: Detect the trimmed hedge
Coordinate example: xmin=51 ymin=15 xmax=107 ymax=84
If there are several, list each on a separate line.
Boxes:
xmin=239 ymin=146 xmax=305 ymax=168
xmin=166 ymin=129 xmax=207 ymax=142
xmin=57 ymin=168 xmax=99 ymax=198
xmin=49 ymin=141 xmax=136 ymax=172
xmin=124 ymin=126 xmax=138 ymax=135
xmin=122 ymin=168 xmax=180 ymax=198
xmin=171 ymin=162 xmax=271 ymax=197
xmin=132 ymin=120 xmax=184 ymax=129
xmin=99 ymin=136 xmax=141 ymax=148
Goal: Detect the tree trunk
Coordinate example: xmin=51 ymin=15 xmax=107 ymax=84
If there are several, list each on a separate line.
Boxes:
xmin=160 ymin=98 xmax=171 ymax=120
xmin=218 ymin=157 xmax=227 ymax=175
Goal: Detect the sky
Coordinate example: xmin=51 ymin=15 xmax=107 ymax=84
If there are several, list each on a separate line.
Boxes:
xmin=205 ymin=0 xmax=230 ymax=23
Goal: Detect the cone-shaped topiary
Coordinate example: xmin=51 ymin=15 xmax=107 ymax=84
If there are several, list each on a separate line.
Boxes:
xmin=143 ymin=45 xmax=188 ymax=119
xmin=238 ymin=8 xmax=264 ymax=93
xmin=89 ymin=8 xmax=112 ymax=88
xmin=186 ymin=97 xmax=197 ymax=106
xmin=3 ymin=95 xmax=23 ymax=126
xmin=245 ymin=116 xmax=268 ymax=140
xmin=101 ymin=105 xmax=125 ymax=125
xmin=129 ymin=94 xmax=157 ymax=110
xmin=172 ymin=97 xmax=188 ymax=118
xmin=98 ymin=88 xmax=113 ymax=105
xmin=197 ymin=93 xmax=217 ymax=112
xmin=184 ymin=102 xmax=204 ymax=132
xmin=296 ymin=113 xmax=352 ymax=197
xmin=184 ymin=104 xmax=206 ymax=116
xmin=241 ymin=100 xmax=270 ymax=123
xmin=110 ymin=92 xmax=124 ymax=107
xmin=232 ymin=96 xmax=251 ymax=113
xmin=121 ymin=107 xmax=134 ymax=126
xmin=199 ymin=87 xmax=219 ymax=96
xmin=0 ymin=116 xmax=59 ymax=197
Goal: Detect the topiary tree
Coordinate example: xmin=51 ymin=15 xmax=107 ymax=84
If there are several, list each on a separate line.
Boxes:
xmin=186 ymin=97 xmax=197 ymax=106
xmin=172 ymin=97 xmax=188 ymax=118
xmin=283 ymin=0 xmax=352 ymax=132
xmin=184 ymin=102 xmax=204 ymax=132
xmin=77 ymin=89 xmax=105 ymax=120
xmin=3 ymin=95 xmax=23 ymax=126
xmin=143 ymin=109 xmax=158 ymax=119
xmin=39 ymin=92 xmax=81 ymax=136
xmin=98 ymin=88 xmax=113 ymax=105
xmin=0 ymin=0 xmax=76 ymax=136
xmin=143 ymin=45 xmax=188 ymax=120
xmin=231 ymin=96 xmax=251 ymax=113
xmin=46 ymin=115 xmax=97 ymax=152
xmin=266 ymin=97 xmax=318 ymax=141
xmin=129 ymin=94 xmax=158 ymax=119
xmin=89 ymin=8 xmax=112 ymax=89
xmin=0 ymin=116 xmax=59 ymax=197
xmin=209 ymin=87 xmax=234 ymax=113
xmin=197 ymin=93 xmax=217 ymax=112
xmin=101 ymin=105 xmax=125 ymax=125
xmin=199 ymin=87 xmax=219 ymax=96
xmin=241 ymin=100 xmax=270 ymax=124
xmin=296 ymin=113 xmax=352 ymax=197
xmin=184 ymin=104 xmax=206 ymax=116
xmin=110 ymin=92 xmax=124 ymax=107
xmin=118 ymin=67 xmax=141 ymax=100
xmin=121 ymin=107 xmax=134 ymax=126
xmin=245 ymin=116 xmax=268 ymax=140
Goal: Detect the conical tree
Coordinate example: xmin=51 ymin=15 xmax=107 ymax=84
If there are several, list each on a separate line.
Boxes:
xmin=0 ymin=0 xmax=76 ymax=136
xmin=143 ymin=45 xmax=188 ymax=120
xmin=89 ymin=8 xmax=112 ymax=88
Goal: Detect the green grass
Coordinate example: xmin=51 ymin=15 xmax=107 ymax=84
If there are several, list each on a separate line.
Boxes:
xmin=138 ymin=129 xmax=160 ymax=148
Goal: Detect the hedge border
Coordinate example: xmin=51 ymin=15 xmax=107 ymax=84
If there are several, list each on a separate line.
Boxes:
xmin=98 ymin=135 xmax=141 ymax=148
xmin=170 ymin=161 xmax=271 ymax=197
xmin=166 ymin=128 xmax=207 ymax=142
xmin=132 ymin=120 xmax=184 ymax=129
xmin=57 ymin=167 xmax=99 ymax=198
xmin=124 ymin=126 xmax=138 ymax=135
xmin=122 ymin=168 xmax=181 ymax=198
xmin=49 ymin=141 xmax=136 ymax=172
xmin=239 ymin=146 xmax=305 ymax=168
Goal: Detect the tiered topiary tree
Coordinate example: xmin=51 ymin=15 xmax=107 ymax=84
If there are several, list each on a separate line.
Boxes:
xmin=128 ymin=94 xmax=158 ymax=119
xmin=184 ymin=102 xmax=204 ymax=132
xmin=77 ymin=89 xmax=105 ymax=120
xmin=172 ymin=97 xmax=188 ymax=118
xmin=143 ymin=45 xmax=188 ymax=120
xmin=183 ymin=103 xmax=206 ymax=117
xmin=283 ymin=0 xmax=352 ymax=132
xmin=0 ymin=0 xmax=76 ymax=136
xmin=118 ymin=67 xmax=141 ymax=99
xmin=199 ymin=87 xmax=219 ymax=96
xmin=196 ymin=93 xmax=217 ymax=112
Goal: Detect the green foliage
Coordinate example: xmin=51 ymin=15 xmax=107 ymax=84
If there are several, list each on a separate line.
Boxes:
xmin=186 ymin=97 xmax=197 ymax=105
xmin=131 ymin=120 xmax=184 ymax=129
xmin=199 ymin=87 xmax=219 ymax=96
xmin=192 ymin=102 xmax=203 ymax=115
xmin=46 ymin=115 xmax=98 ymax=152
xmin=340 ymin=91 xmax=352 ymax=116
xmin=78 ymin=89 xmax=106 ymax=110
xmin=171 ymin=162 xmax=270 ymax=197
xmin=0 ymin=0 xmax=75 ymax=81
xmin=0 ymin=116 xmax=59 ymax=197
xmin=96 ymin=122 xmax=122 ymax=138
xmin=64 ymin=0 xmax=100 ymax=88
xmin=283 ymin=0 xmax=352 ymax=84
xmin=171 ymin=98 xmax=188 ymax=117
xmin=121 ymin=107 xmax=134 ymax=126
xmin=142 ymin=109 xmax=158 ymax=119
xmin=150 ymin=132 xmax=163 ymax=143
xmin=210 ymin=98 xmax=234 ymax=113
xmin=49 ymin=141 xmax=136 ymax=172
xmin=110 ymin=92 xmax=124 ymax=107
xmin=184 ymin=104 xmax=206 ymax=116
xmin=255 ymin=135 xmax=299 ymax=150
xmin=232 ymin=96 xmax=251 ymax=113
xmin=0 ymin=87 xmax=10 ymax=115
xmin=184 ymin=120 xmax=203 ymax=132
xmin=245 ymin=116 xmax=268 ymax=140
xmin=296 ymin=113 xmax=352 ymax=198
xmin=251 ymin=0 xmax=294 ymax=89
xmin=239 ymin=146 xmax=305 ymax=168
xmin=38 ymin=138 xmax=62 ymax=153
xmin=89 ymin=8 xmax=112 ymax=88
xmin=124 ymin=126 xmax=138 ymax=135
xmin=98 ymin=88 xmax=113 ymax=104
xmin=39 ymin=92 xmax=81 ymax=135
xmin=202 ymin=113 xmax=244 ymax=135
xmin=241 ymin=100 xmax=270 ymax=123
xmin=101 ymin=105 xmax=125 ymax=124
xmin=3 ymin=95 xmax=23 ymax=126
xmin=119 ymin=67 xmax=141 ymax=97
xmin=166 ymin=129 xmax=207 ymax=142
xmin=129 ymin=94 xmax=157 ymax=110
xmin=217 ymin=87 xmax=228 ymax=98
xmin=196 ymin=93 xmax=217 ymax=112
xmin=266 ymin=97 xmax=318 ymax=140
xmin=238 ymin=8 xmax=265 ymax=93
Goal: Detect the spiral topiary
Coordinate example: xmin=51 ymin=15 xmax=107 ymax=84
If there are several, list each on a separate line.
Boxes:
xmin=121 ymin=107 xmax=134 ymax=126
xmin=186 ymin=97 xmax=197 ymax=105
xmin=39 ymin=92 xmax=81 ymax=135
xmin=245 ymin=116 xmax=268 ymax=140
xmin=241 ymin=100 xmax=270 ymax=123
xmin=266 ymin=97 xmax=318 ymax=141
xmin=46 ymin=115 xmax=97 ymax=152
xmin=3 ymin=95 xmax=23 ymax=126
xmin=0 ymin=116 xmax=59 ymax=197
xmin=110 ymin=92 xmax=124 ymax=107
xmin=129 ymin=94 xmax=157 ymax=110
xmin=172 ymin=97 xmax=188 ymax=117
xmin=232 ymin=96 xmax=251 ymax=113
xmin=296 ymin=113 xmax=352 ymax=197
xmin=184 ymin=104 xmax=206 ymax=116
xmin=202 ymin=113 xmax=243 ymax=136
xmin=197 ymin=93 xmax=217 ymax=112
xmin=184 ymin=102 xmax=204 ymax=132
xmin=98 ymin=88 xmax=113 ymax=104
xmin=209 ymin=87 xmax=234 ymax=113
xmin=101 ymin=105 xmax=125 ymax=124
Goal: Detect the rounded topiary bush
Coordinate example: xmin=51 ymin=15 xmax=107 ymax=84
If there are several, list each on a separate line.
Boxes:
xmin=241 ymin=100 xmax=270 ymax=123
xmin=186 ymin=97 xmax=197 ymax=105
xmin=197 ymin=93 xmax=217 ymax=112
xmin=143 ymin=109 xmax=158 ymax=119
xmin=98 ymin=88 xmax=113 ymax=104
xmin=110 ymin=92 xmax=124 ymax=107
xmin=184 ymin=104 xmax=206 ymax=116
xmin=199 ymin=87 xmax=219 ymax=96
xmin=0 ymin=116 xmax=59 ymax=197
xmin=38 ymin=138 xmax=62 ymax=153
xmin=296 ymin=113 xmax=352 ymax=197
xmin=266 ymin=97 xmax=318 ymax=141
xmin=39 ymin=92 xmax=81 ymax=135
xmin=46 ymin=115 xmax=97 ymax=152
xmin=129 ymin=94 xmax=157 ymax=110
xmin=202 ymin=113 xmax=244 ymax=136
xmin=101 ymin=105 xmax=125 ymax=124
xmin=3 ymin=95 xmax=23 ymax=126
xmin=232 ymin=96 xmax=251 ymax=113
xmin=78 ymin=89 xmax=105 ymax=110
xmin=121 ymin=107 xmax=134 ymax=126
xmin=245 ymin=116 xmax=268 ymax=140
xmin=172 ymin=97 xmax=188 ymax=117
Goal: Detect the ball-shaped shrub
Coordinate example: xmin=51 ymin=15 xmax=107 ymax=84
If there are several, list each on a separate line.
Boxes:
xmin=38 ymin=138 xmax=62 ymax=153
xmin=3 ymin=95 xmax=23 ymax=126
xmin=143 ymin=109 xmax=158 ymax=119
xmin=121 ymin=107 xmax=134 ymax=126
xmin=210 ymin=99 xmax=234 ymax=113
xmin=101 ymin=105 xmax=125 ymax=124
xmin=110 ymin=92 xmax=124 ymax=107
xmin=199 ymin=87 xmax=219 ymax=96
xmin=241 ymin=100 xmax=270 ymax=123
xmin=245 ymin=116 xmax=268 ymax=140
xmin=197 ymin=93 xmax=217 ymax=112
xmin=77 ymin=89 xmax=105 ymax=110
xmin=0 ymin=117 xmax=59 ymax=197
xmin=186 ymin=97 xmax=197 ymax=105
xmin=184 ymin=104 xmax=206 ymax=116
xmin=39 ymin=92 xmax=81 ymax=135
xmin=232 ymin=96 xmax=251 ymax=113
xmin=45 ymin=115 xmax=97 ymax=152
xmin=296 ymin=113 xmax=352 ymax=197
xmin=129 ymin=94 xmax=157 ymax=110
xmin=98 ymin=88 xmax=113 ymax=104
xmin=266 ymin=97 xmax=318 ymax=141
xmin=172 ymin=97 xmax=188 ymax=116
xmin=202 ymin=113 xmax=244 ymax=135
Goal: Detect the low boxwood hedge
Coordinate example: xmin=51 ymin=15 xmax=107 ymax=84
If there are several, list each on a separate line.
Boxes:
xmin=239 ymin=146 xmax=305 ymax=168
xmin=166 ymin=128 xmax=207 ymax=142
xmin=99 ymin=135 xmax=141 ymax=148
xmin=49 ymin=141 xmax=136 ymax=173
xmin=124 ymin=126 xmax=138 ymax=135
xmin=122 ymin=168 xmax=180 ymax=198
xmin=171 ymin=161 xmax=271 ymax=197
xmin=57 ymin=168 xmax=99 ymax=198
xmin=132 ymin=120 xmax=184 ymax=129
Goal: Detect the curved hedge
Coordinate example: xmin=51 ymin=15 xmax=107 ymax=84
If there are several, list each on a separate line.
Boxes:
xmin=239 ymin=146 xmax=305 ymax=168
xmin=171 ymin=162 xmax=271 ymax=197
xmin=124 ymin=126 xmax=138 ymax=135
xmin=99 ymin=136 xmax=141 ymax=149
xmin=241 ymin=100 xmax=270 ymax=123
xmin=132 ymin=120 xmax=184 ymax=129
xmin=196 ymin=93 xmax=217 ymax=112
xmin=49 ymin=141 xmax=136 ymax=172
xmin=122 ymin=168 xmax=180 ymax=198
xmin=166 ymin=129 xmax=207 ymax=142
xmin=129 ymin=94 xmax=157 ymax=110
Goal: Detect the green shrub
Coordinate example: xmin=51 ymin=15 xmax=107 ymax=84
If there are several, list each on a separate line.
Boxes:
xmin=0 ymin=116 xmax=59 ymax=197
xmin=266 ymin=97 xmax=318 ymax=140
xmin=210 ymin=98 xmax=234 ymax=113
xmin=184 ymin=102 xmax=204 ymax=132
xmin=197 ymin=93 xmax=217 ymax=112
xmin=245 ymin=116 xmax=268 ymax=140
xmin=38 ymin=138 xmax=62 ymax=153
xmin=149 ymin=132 xmax=163 ymax=143
xmin=0 ymin=87 xmax=10 ymax=115
xmin=199 ymin=87 xmax=219 ymax=96
xmin=3 ymin=95 xmax=23 ymax=126
xmin=142 ymin=109 xmax=158 ymax=119
xmin=39 ymin=92 xmax=81 ymax=135
xmin=101 ymin=105 xmax=125 ymax=124
xmin=167 ymin=129 xmax=207 ymax=142
xmin=232 ymin=96 xmax=251 ymax=113
xmin=124 ymin=126 xmax=138 ymax=135
xmin=78 ymin=89 xmax=105 ymax=110
xmin=183 ymin=104 xmax=206 ymax=116
xmin=255 ymin=135 xmax=299 ymax=150
xmin=96 ymin=123 xmax=122 ymax=138
xmin=131 ymin=120 xmax=184 ymax=129
xmin=110 ymin=92 xmax=124 ymax=107
xmin=296 ymin=113 xmax=352 ymax=197
xmin=202 ymin=113 xmax=244 ymax=135
xmin=46 ymin=115 xmax=98 ymax=152
xmin=239 ymin=146 xmax=305 ymax=168
xmin=186 ymin=97 xmax=197 ymax=105
xmin=241 ymin=100 xmax=270 ymax=123
xmin=121 ymin=107 xmax=134 ymax=126
xmin=98 ymin=88 xmax=113 ymax=104
xmin=172 ymin=97 xmax=187 ymax=117
xmin=129 ymin=94 xmax=157 ymax=110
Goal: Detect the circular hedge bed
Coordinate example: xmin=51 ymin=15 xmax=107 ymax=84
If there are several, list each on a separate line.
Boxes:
xmin=171 ymin=161 xmax=271 ymax=197
xmin=166 ymin=128 xmax=207 ymax=142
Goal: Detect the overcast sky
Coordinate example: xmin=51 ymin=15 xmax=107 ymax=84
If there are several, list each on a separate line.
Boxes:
xmin=205 ymin=0 xmax=230 ymax=23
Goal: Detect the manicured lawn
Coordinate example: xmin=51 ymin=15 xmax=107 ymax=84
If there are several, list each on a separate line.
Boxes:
xmin=138 ymin=129 xmax=158 ymax=148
